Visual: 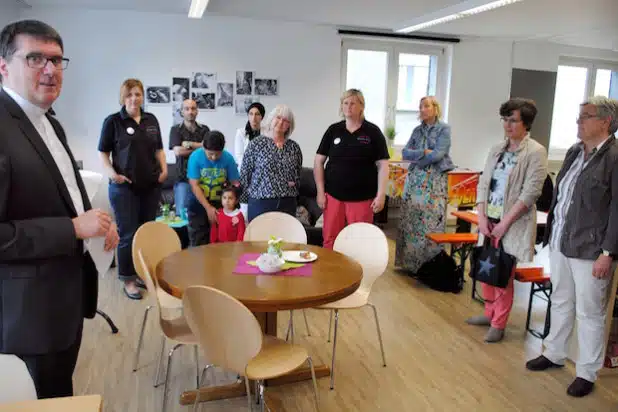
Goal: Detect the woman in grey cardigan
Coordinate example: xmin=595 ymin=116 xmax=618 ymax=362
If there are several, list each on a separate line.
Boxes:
xmin=466 ymin=98 xmax=548 ymax=343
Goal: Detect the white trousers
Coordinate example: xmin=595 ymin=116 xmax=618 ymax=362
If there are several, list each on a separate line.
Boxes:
xmin=543 ymin=250 xmax=615 ymax=382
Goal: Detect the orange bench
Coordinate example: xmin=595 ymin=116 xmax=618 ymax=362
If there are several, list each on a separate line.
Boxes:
xmin=515 ymin=266 xmax=552 ymax=339
xmin=425 ymin=233 xmax=478 ymax=284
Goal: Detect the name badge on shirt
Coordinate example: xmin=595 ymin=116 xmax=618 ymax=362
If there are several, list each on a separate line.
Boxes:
xmin=126 ymin=127 xmax=135 ymax=135
xmin=334 ymin=137 xmax=341 ymax=145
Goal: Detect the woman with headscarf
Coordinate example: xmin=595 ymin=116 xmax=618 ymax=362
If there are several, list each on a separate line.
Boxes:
xmin=234 ymin=102 xmax=265 ymax=168
xmin=234 ymin=102 xmax=265 ymax=219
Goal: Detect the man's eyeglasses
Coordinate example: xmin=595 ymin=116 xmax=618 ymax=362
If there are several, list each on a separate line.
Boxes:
xmin=15 ymin=52 xmax=70 ymax=70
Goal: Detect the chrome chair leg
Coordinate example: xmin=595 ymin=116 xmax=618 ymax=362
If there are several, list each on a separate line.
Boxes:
xmin=162 ymin=343 xmax=183 ymax=412
xmin=302 ymin=309 xmax=311 ymax=336
xmin=307 ymin=356 xmax=320 ymax=411
xmin=192 ymin=364 xmax=212 ymax=412
xmin=194 ymin=345 xmax=200 ymax=388
xmin=330 ymin=309 xmax=339 ymax=390
xmin=244 ymin=376 xmax=252 ymax=411
xmin=133 ymin=305 xmax=152 ymax=372
xmin=368 ymin=303 xmax=387 ymax=367
xmin=154 ymin=335 xmax=166 ymax=387
xmin=259 ymin=380 xmax=266 ymax=412
xmin=255 ymin=380 xmax=260 ymax=405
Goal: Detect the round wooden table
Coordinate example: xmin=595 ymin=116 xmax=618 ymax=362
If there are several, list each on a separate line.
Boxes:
xmin=155 ymin=241 xmax=363 ymax=405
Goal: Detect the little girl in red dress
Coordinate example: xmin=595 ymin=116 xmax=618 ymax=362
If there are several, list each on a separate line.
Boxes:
xmin=210 ymin=186 xmax=246 ymax=243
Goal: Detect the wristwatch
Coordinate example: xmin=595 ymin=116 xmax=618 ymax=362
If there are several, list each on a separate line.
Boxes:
xmin=183 ymin=141 xmax=192 ymax=149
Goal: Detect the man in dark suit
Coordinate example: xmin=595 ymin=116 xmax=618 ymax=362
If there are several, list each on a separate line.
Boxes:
xmin=0 ymin=20 xmax=118 ymax=399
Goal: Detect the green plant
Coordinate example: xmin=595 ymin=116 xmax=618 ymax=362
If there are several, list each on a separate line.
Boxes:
xmin=385 ymin=125 xmax=396 ymax=141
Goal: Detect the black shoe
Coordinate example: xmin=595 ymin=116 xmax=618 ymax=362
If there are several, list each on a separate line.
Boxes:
xmin=123 ymin=286 xmax=143 ymax=300
xmin=525 ymin=356 xmax=563 ymax=371
xmin=567 ymin=377 xmax=594 ymax=397
xmin=135 ymin=277 xmax=147 ymax=290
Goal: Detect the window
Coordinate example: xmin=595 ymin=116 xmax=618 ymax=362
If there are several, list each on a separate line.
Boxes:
xmin=342 ymin=38 xmax=449 ymax=148
xmin=549 ymin=58 xmax=618 ymax=157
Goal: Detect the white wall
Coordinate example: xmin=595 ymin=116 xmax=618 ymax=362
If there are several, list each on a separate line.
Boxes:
xmin=513 ymin=40 xmax=618 ymax=72
xmin=0 ymin=4 xmax=20 ymax=33
xmin=448 ymin=38 xmax=513 ymax=170
xmin=16 ymin=8 xmax=341 ymax=172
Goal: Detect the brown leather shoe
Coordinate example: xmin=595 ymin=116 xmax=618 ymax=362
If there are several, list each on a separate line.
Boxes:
xmin=567 ymin=377 xmax=594 ymax=397
xmin=525 ymin=356 xmax=563 ymax=371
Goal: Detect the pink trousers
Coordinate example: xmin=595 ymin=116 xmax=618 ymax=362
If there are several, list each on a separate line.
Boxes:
xmin=322 ymin=194 xmax=374 ymax=249
xmin=482 ymin=274 xmax=515 ymax=329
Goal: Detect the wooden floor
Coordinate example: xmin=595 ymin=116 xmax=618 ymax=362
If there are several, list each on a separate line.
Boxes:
xmin=76 ymin=235 xmax=618 ymax=411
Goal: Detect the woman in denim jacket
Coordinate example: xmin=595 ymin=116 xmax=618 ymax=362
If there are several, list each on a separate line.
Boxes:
xmin=395 ymin=96 xmax=455 ymax=273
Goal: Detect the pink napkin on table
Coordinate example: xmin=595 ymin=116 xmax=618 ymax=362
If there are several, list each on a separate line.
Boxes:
xmin=233 ymin=253 xmax=312 ymax=277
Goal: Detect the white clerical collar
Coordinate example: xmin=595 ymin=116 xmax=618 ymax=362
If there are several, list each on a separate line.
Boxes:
xmin=2 ymin=86 xmax=47 ymax=120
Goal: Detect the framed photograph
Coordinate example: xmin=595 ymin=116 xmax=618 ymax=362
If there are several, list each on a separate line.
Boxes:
xmin=191 ymin=72 xmax=216 ymax=91
xmin=172 ymin=77 xmax=189 ymax=102
xmin=172 ymin=101 xmax=183 ymax=125
xmin=236 ymin=71 xmax=253 ymax=95
xmin=192 ymin=92 xmax=215 ymax=111
xmin=235 ymin=96 xmax=259 ymax=116
xmin=255 ymin=78 xmax=278 ymax=96
xmin=217 ymin=83 xmax=234 ymax=107
xmin=145 ymin=86 xmax=171 ymax=104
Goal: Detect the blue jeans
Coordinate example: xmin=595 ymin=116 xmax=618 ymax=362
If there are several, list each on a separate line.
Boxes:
xmin=248 ymin=197 xmax=297 ymax=222
xmin=109 ymin=183 xmax=161 ymax=282
xmin=174 ymin=181 xmax=192 ymax=216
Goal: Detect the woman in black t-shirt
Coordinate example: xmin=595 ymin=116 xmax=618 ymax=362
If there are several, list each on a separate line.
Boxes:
xmin=98 ymin=78 xmax=168 ymax=300
xmin=314 ymin=89 xmax=390 ymax=249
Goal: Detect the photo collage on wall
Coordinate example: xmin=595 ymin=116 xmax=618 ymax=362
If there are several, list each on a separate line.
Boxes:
xmin=144 ymin=70 xmax=279 ymax=124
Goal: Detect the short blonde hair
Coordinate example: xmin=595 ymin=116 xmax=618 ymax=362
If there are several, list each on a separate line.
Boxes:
xmin=262 ymin=104 xmax=295 ymax=139
xmin=340 ymin=88 xmax=365 ymax=119
xmin=419 ymin=96 xmax=442 ymax=120
xmin=119 ymin=78 xmax=144 ymax=105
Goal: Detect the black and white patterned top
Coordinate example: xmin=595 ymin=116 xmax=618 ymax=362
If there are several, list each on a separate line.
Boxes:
xmin=240 ymin=135 xmax=303 ymax=200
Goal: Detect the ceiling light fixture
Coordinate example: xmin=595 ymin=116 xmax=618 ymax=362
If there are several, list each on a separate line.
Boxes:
xmin=188 ymin=0 xmax=210 ymax=19
xmin=395 ymin=0 xmax=524 ymax=33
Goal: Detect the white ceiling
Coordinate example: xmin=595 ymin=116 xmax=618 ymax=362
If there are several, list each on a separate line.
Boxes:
xmin=14 ymin=0 xmax=618 ymax=51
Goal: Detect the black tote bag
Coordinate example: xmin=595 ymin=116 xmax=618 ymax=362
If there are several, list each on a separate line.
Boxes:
xmin=469 ymin=237 xmax=517 ymax=288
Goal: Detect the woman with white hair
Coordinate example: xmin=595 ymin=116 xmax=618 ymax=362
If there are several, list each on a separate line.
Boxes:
xmin=239 ymin=104 xmax=303 ymax=221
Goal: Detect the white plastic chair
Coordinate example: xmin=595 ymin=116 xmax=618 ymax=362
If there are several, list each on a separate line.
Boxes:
xmin=0 ymin=354 xmax=37 ymax=403
xmin=315 ymin=222 xmax=388 ymax=389
xmin=244 ymin=212 xmax=311 ymax=340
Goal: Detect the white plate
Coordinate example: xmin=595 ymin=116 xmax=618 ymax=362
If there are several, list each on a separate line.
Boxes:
xmin=282 ymin=250 xmax=318 ymax=263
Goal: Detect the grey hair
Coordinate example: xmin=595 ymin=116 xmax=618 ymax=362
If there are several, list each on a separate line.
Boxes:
xmin=261 ymin=104 xmax=295 ymax=139
xmin=581 ymin=96 xmax=618 ymax=134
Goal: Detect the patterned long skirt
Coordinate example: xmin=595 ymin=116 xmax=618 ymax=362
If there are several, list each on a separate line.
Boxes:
xmin=395 ymin=166 xmax=448 ymax=273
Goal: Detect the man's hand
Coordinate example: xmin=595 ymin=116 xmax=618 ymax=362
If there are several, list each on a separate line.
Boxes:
xmin=206 ymin=205 xmax=218 ymax=224
xmin=592 ymin=254 xmax=613 ymax=279
xmin=73 ymin=209 xmax=112 ymax=240
xmin=111 ymin=174 xmax=131 ymax=184
xmin=104 ymin=223 xmax=119 ymax=252
xmin=371 ymin=194 xmax=386 ymax=213
xmin=158 ymin=171 xmax=168 ymax=183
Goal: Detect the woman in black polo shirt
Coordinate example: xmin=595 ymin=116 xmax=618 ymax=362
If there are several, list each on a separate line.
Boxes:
xmin=98 ymin=78 xmax=168 ymax=300
xmin=314 ymin=89 xmax=390 ymax=249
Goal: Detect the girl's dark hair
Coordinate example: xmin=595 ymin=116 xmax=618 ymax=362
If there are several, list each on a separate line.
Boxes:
xmin=245 ymin=102 xmax=265 ymax=141
xmin=203 ymin=130 xmax=225 ymax=151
